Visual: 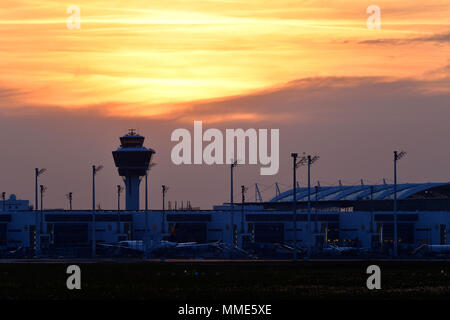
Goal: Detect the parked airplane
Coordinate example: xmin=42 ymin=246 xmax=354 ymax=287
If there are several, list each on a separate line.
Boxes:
xmin=98 ymin=240 xmax=210 ymax=253
xmin=98 ymin=240 xmax=255 ymax=259
xmin=322 ymin=244 xmax=369 ymax=256
xmin=0 ymin=246 xmax=30 ymax=258
xmin=413 ymin=244 xmax=450 ymax=256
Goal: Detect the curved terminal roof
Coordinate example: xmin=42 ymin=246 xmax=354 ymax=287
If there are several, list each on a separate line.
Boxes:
xmin=270 ymin=182 xmax=450 ymax=203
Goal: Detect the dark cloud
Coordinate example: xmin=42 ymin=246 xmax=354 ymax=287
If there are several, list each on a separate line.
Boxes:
xmin=359 ymin=31 xmax=450 ymax=45
xmin=174 ymin=74 xmax=450 ymax=124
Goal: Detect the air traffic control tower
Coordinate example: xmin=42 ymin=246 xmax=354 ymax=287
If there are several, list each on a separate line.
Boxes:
xmin=113 ymin=129 xmax=155 ymax=210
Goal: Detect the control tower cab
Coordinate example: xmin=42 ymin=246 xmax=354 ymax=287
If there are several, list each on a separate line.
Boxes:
xmin=112 ymin=129 xmax=155 ymax=210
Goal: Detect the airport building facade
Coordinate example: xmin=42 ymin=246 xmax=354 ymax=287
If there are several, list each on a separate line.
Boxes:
xmin=1 ymin=131 xmax=449 ymax=257
xmin=0 ymin=183 xmax=450 ymax=257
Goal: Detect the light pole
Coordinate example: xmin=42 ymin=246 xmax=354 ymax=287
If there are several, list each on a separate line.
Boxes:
xmin=145 ymin=162 xmax=156 ymax=252
xmin=240 ymin=185 xmax=248 ymax=246
xmin=145 ymin=170 xmax=148 ymax=212
xmin=34 ymin=168 xmax=47 ymax=256
xmin=145 ymin=170 xmax=148 ymax=253
xmin=298 ymin=154 xmax=319 ymax=255
xmin=291 ymin=153 xmax=298 ymax=261
xmin=92 ymin=165 xmax=103 ymax=258
xmin=292 ymin=153 xmax=307 ymax=261
xmin=66 ymin=192 xmax=73 ymax=211
xmin=370 ymin=186 xmax=374 ymax=233
xmin=162 ymin=185 xmax=168 ymax=211
xmin=393 ymin=150 xmax=407 ymax=257
xmin=1 ymin=192 xmax=5 ymax=211
xmin=117 ymin=185 xmax=123 ymax=234
xmin=230 ymin=160 xmax=238 ymax=206
xmin=39 ymin=184 xmax=46 ymax=253
xmin=162 ymin=185 xmax=168 ymax=234
xmin=35 ymin=168 xmax=46 ymax=211
xmin=146 ymin=162 xmax=157 ymax=211
xmin=40 ymin=185 xmax=46 ymax=211
xmin=34 ymin=168 xmax=46 ymax=256
xmin=307 ymin=155 xmax=319 ymax=253
xmin=230 ymin=160 xmax=238 ymax=245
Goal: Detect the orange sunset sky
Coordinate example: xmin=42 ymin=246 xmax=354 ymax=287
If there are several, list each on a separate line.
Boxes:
xmin=0 ymin=1 xmax=449 ymax=209
xmin=0 ymin=0 xmax=449 ymax=120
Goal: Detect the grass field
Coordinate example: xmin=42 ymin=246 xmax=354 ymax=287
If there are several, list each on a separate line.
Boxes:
xmin=0 ymin=260 xmax=450 ymax=300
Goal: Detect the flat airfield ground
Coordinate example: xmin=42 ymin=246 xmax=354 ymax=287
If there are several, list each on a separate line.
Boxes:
xmin=0 ymin=259 xmax=449 ymax=300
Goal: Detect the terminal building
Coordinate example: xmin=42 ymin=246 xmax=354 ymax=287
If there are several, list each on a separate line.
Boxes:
xmin=0 ymin=131 xmax=449 ymax=258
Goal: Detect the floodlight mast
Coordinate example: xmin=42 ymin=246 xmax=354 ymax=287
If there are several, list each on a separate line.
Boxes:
xmin=230 ymin=159 xmax=238 ymax=206
xmin=240 ymin=185 xmax=248 ymax=238
xmin=39 ymin=184 xmax=47 ymax=251
xmin=291 ymin=153 xmax=298 ymax=261
xmin=145 ymin=162 xmax=156 ymax=254
xmin=162 ymin=185 xmax=168 ymax=211
xmin=162 ymin=185 xmax=169 ymax=234
xmin=40 ymin=185 xmax=47 ymax=211
xmin=145 ymin=162 xmax=157 ymax=211
xmin=117 ymin=185 xmax=123 ymax=233
xmin=34 ymin=168 xmax=46 ymax=257
xmin=92 ymin=165 xmax=103 ymax=258
xmin=307 ymin=155 xmax=319 ymax=253
xmin=1 ymin=192 xmax=5 ymax=211
xmin=291 ymin=153 xmax=312 ymax=260
xmin=35 ymin=168 xmax=46 ymax=211
xmin=393 ymin=150 xmax=407 ymax=257
xmin=370 ymin=186 xmax=374 ymax=233
xmin=92 ymin=165 xmax=103 ymax=210
xmin=314 ymin=184 xmax=320 ymax=232
xmin=1 ymin=192 xmax=5 ymax=212
xmin=66 ymin=192 xmax=73 ymax=211
xmin=296 ymin=154 xmax=319 ymax=255
xmin=229 ymin=159 xmax=238 ymax=245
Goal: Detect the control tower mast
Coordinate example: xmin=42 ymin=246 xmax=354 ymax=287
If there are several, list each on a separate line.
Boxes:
xmin=112 ymin=129 xmax=155 ymax=210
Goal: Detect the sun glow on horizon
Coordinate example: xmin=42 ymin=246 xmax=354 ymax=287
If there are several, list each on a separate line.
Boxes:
xmin=0 ymin=0 xmax=449 ymax=119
